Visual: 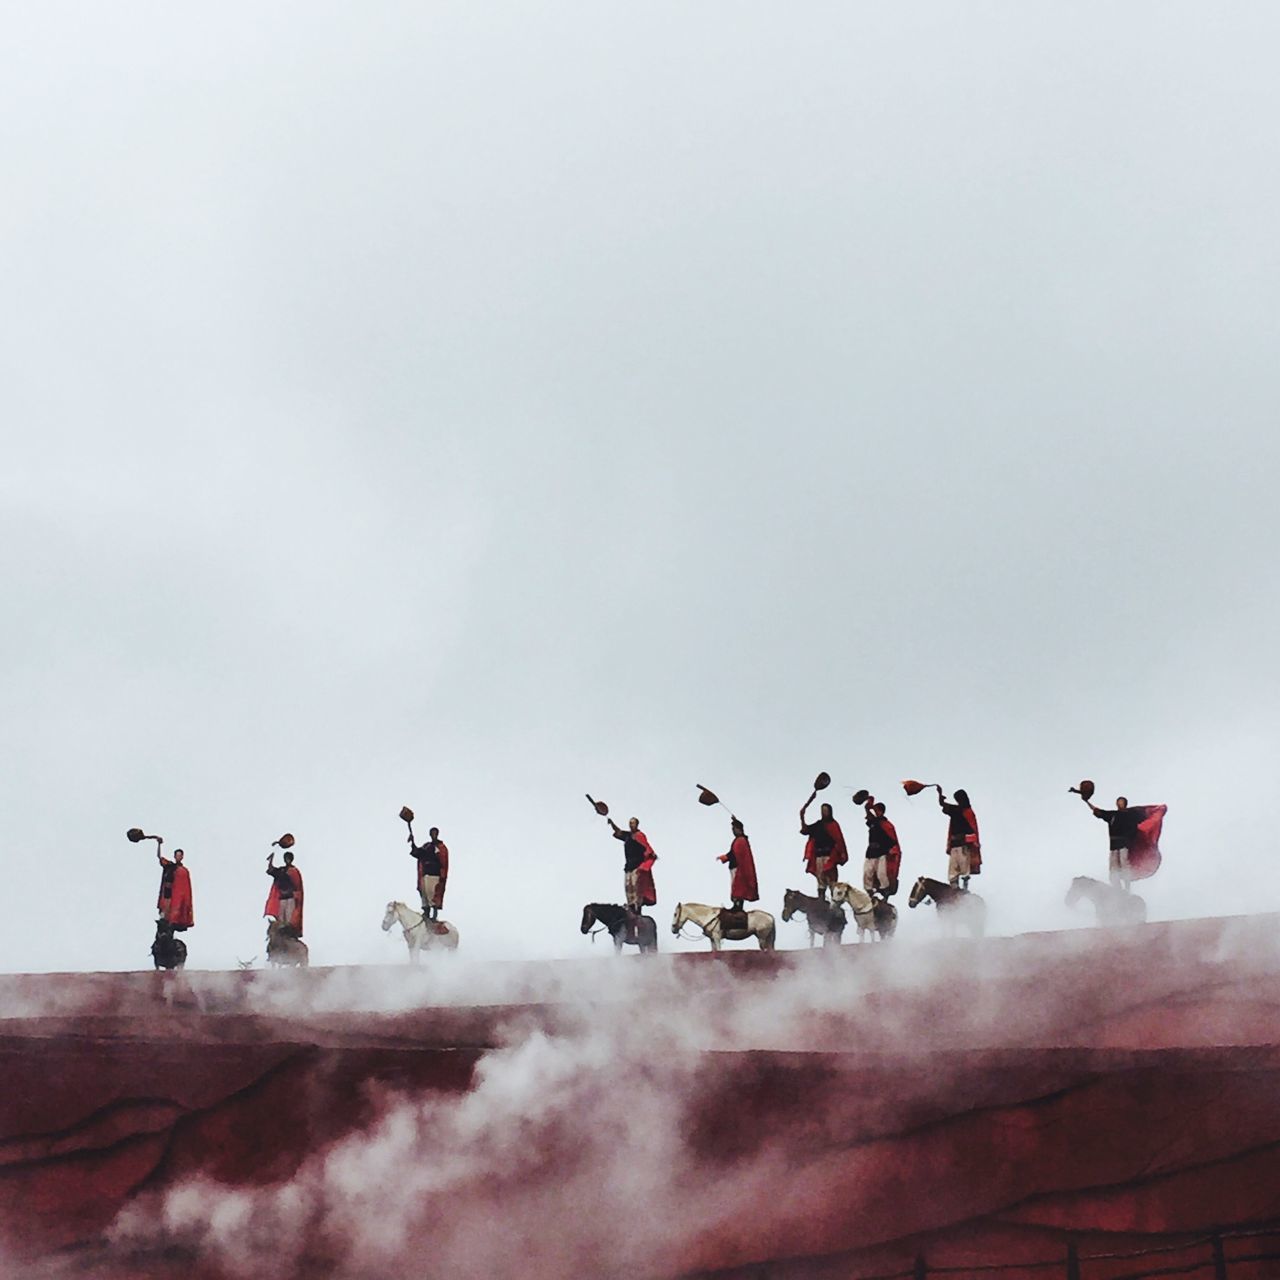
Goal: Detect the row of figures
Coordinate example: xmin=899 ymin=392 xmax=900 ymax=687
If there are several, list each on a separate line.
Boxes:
xmin=129 ymin=806 xmax=462 ymax=971
xmin=128 ymin=827 xmax=308 ymax=971
xmin=125 ymin=775 xmax=1167 ymax=971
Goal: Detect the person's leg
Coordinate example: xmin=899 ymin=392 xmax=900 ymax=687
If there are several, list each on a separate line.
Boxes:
xmin=1116 ymin=846 xmax=1131 ymax=893
xmin=863 ymin=859 xmax=876 ymax=894
xmin=420 ymin=874 xmax=439 ymax=918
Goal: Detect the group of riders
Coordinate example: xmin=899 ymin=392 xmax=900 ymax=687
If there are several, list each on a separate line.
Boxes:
xmin=142 ymin=813 xmax=450 ymax=962
xmin=138 ymin=775 xmax=1166 ymax=959
xmin=603 ymin=777 xmax=1167 ymax=939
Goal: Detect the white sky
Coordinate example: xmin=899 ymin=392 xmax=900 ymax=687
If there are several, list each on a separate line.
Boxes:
xmin=2 ymin=2 xmax=1277 ymax=972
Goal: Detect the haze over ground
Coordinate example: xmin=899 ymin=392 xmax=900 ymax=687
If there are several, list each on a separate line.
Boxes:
xmin=2 ymin=3 xmax=1277 ymax=973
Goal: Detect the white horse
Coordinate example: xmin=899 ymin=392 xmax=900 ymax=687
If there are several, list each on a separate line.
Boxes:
xmin=830 ymin=882 xmax=898 ymax=941
xmin=672 ymin=902 xmax=775 ymax=952
xmin=1065 ymin=876 xmax=1146 ymax=926
xmin=381 ymin=901 xmax=460 ymax=962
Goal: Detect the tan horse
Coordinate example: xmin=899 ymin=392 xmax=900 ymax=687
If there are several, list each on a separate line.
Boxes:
xmin=382 ymin=901 xmax=460 ymax=962
xmin=830 ymin=882 xmax=898 ymax=941
xmin=265 ymin=920 xmax=309 ymax=967
xmin=672 ymin=902 xmax=775 ymax=951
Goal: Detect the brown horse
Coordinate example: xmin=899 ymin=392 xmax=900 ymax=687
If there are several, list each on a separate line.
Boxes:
xmin=781 ymin=888 xmax=847 ymax=948
xmin=266 ymin=920 xmax=310 ymax=967
xmin=581 ymin=903 xmax=658 ymax=954
xmin=908 ymin=876 xmax=985 ymax=938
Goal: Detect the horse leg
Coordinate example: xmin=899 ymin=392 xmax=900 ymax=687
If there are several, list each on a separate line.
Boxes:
xmin=709 ymin=930 xmax=722 ymax=952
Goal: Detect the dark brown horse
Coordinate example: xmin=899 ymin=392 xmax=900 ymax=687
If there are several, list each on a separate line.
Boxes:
xmin=581 ymin=903 xmax=658 ymax=954
xmin=908 ymin=876 xmax=985 ymax=937
xmin=151 ymin=920 xmax=187 ymax=971
xmin=781 ymin=888 xmax=847 ymax=948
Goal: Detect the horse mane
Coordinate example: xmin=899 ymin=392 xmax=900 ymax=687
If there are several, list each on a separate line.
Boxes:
xmin=587 ymin=903 xmax=628 ymax=926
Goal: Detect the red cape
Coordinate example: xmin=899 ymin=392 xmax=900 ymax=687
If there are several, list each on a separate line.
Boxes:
xmin=157 ymin=862 xmax=194 ymax=929
xmin=726 ymin=834 xmax=759 ymax=902
xmin=264 ymin=866 xmax=305 ymax=934
xmin=879 ymin=817 xmax=903 ymax=889
xmin=1128 ymin=804 xmax=1167 ymax=881
xmin=804 ymin=819 xmax=848 ymax=875
xmin=417 ymin=841 xmax=450 ymax=908
xmin=943 ymin=807 xmax=982 ymax=874
xmin=634 ymin=831 xmax=657 ymax=906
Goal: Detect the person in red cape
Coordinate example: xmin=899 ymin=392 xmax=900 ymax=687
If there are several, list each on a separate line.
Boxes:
xmin=863 ymin=801 xmax=902 ymax=898
xmin=264 ymin=849 xmax=304 ymax=936
xmin=717 ymin=816 xmax=759 ymax=911
xmin=938 ymin=788 xmax=980 ymax=888
xmin=607 ymin=816 xmax=657 ymax=938
xmin=156 ymin=845 xmax=194 ymax=930
xmin=800 ymin=799 xmax=847 ymax=901
xmin=409 ymin=826 xmax=449 ymax=920
xmin=1081 ymin=793 xmax=1166 ymax=890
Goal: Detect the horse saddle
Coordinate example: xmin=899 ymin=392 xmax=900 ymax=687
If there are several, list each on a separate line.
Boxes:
xmin=432 ymin=921 xmax=450 ymax=936
xmin=718 ymin=908 xmax=749 ymax=934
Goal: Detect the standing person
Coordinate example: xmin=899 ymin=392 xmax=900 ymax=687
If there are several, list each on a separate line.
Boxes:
xmin=1079 ymin=793 xmax=1166 ymax=890
xmin=800 ymin=800 xmax=847 ymax=901
xmin=265 ymin=846 xmax=305 ymax=936
xmin=607 ymin=816 xmax=658 ymax=915
xmin=863 ymin=801 xmax=901 ymax=899
xmin=717 ymin=816 xmax=759 ymax=912
xmin=156 ymin=844 xmax=194 ymax=931
xmin=410 ymin=826 xmax=450 ymax=920
xmin=938 ymin=788 xmax=981 ymax=889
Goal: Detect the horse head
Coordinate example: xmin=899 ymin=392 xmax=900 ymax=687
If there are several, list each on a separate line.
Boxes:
xmin=580 ymin=904 xmax=596 ymax=934
xmin=381 ymin=902 xmax=400 ymax=932
xmin=1064 ymin=878 xmax=1088 ymax=909
xmin=781 ymin=889 xmax=799 ymax=922
xmin=671 ymin=903 xmax=685 ymax=935
xmin=908 ymin=876 xmax=929 ymax=909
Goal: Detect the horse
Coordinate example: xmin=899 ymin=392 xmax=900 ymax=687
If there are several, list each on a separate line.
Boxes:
xmin=151 ymin=920 xmax=187 ymax=971
xmin=381 ymin=901 xmax=460 ymax=963
xmin=830 ymin=882 xmax=898 ymax=941
xmin=266 ymin=919 xmax=310 ymax=967
xmin=1065 ymin=876 xmax=1147 ymax=926
xmin=908 ymin=875 xmax=986 ymax=938
xmin=580 ymin=903 xmax=658 ymax=954
xmin=672 ymin=902 xmax=776 ymax=952
xmin=781 ymin=889 xmax=847 ymax=948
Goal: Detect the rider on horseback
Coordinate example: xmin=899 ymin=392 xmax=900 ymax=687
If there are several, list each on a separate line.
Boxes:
xmin=717 ymin=816 xmax=759 ymax=913
xmin=156 ymin=845 xmax=194 ymax=931
xmin=863 ymin=801 xmax=901 ymax=899
xmin=410 ymin=826 xmax=449 ymax=920
xmin=265 ymin=846 xmax=304 ymax=937
xmin=800 ymin=801 xmax=847 ymax=901
xmin=938 ymin=789 xmax=981 ymax=889
xmin=607 ymin=816 xmax=657 ymax=941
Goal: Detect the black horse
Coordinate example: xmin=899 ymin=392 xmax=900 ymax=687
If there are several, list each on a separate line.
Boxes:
xmin=781 ymin=888 xmax=847 ymax=948
xmin=151 ymin=919 xmax=188 ymax=971
xmin=580 ymin=903 xmax=658 ymax=954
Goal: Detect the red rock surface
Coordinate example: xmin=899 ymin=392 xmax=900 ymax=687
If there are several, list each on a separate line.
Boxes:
xmin=4 ymin=915 xmax=1280 ymax=1278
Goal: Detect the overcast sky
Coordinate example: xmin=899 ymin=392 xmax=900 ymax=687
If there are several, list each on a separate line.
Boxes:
xmin=2 ymin=2 xmax=1277 ymax=973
